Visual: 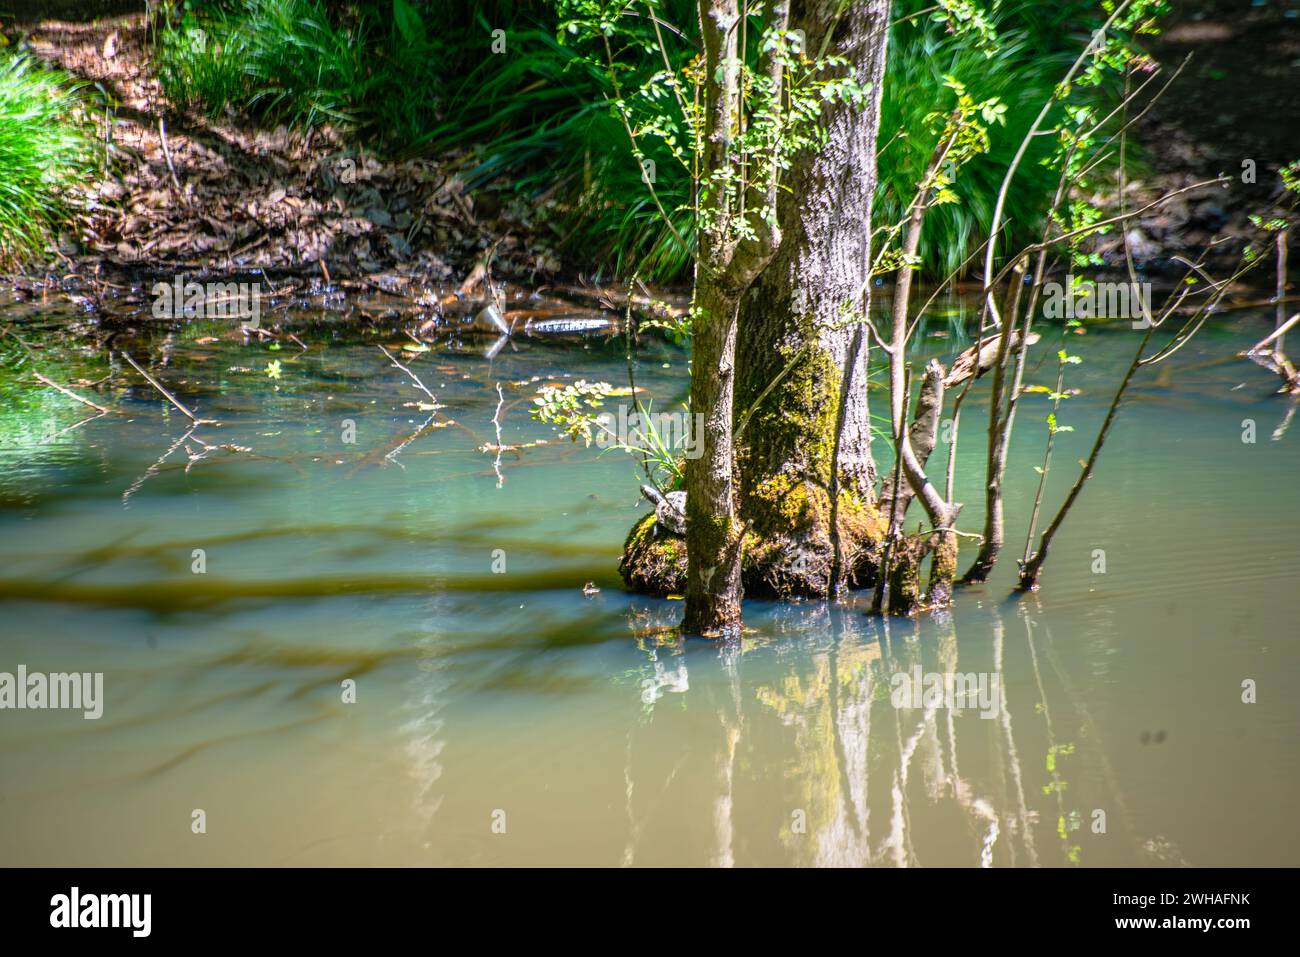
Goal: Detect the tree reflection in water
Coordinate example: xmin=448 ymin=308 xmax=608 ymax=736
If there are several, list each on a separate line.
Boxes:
xmin=619 ymin=598 xmax=1140 ymax=867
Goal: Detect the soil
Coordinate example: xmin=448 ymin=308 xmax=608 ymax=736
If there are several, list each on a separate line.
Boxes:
xmin=1096 ymin=0 xmax=1300 ymax=271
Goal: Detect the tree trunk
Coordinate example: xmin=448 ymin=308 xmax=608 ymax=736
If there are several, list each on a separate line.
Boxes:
xmin=683 ymin=278 xmax=746 ymax=636
xmin=733 ymin=0 xmax=891 ymax=598
xmin=680 ymin=0 xmax=776 ymax=636
xmin=963 ymin=263 xmax=1028 ymax=583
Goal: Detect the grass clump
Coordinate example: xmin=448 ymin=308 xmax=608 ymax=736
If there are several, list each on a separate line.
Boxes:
xmin=0 ymin=53 xmax=95 ymax=268
xmin=877 ymin=1 xmax=1115 ymax=277
xmin=157 ymin=0 xmax=370 ymax=129
xmin=155 ymin=0 xmax=450 ymax=140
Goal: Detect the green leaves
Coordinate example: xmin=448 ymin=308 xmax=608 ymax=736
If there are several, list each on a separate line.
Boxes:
xmin=391 ymin=0 xmax=427 ymax=47
xmin=531 ymin=379 xmax=614 ymax=446
xmin=979 ymin=100 xmax=1007 ymax=126
xmin=931 ymin=0 xmax=999 ymax=55
xmin=560 ymin=5 xmax=858 ymax=260
xmin=1046 ymin=413 xmax=1073 ymax=435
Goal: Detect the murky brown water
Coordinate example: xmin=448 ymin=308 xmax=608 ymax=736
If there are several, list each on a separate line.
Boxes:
xmin=1 ymin=293 xmax=1297 ymax=866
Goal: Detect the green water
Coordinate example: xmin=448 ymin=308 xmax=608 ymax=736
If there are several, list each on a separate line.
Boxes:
xmin=1 ymin=293 xmax=1297 ymax=867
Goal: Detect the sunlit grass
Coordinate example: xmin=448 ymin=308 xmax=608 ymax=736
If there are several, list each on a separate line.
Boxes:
xmin=0 ymin=53 xmax=95 ymax=267
xmin=157 ymin=0 xmax=369 ymax=129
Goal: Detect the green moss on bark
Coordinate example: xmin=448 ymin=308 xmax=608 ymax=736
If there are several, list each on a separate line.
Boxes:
xmin=887 ymin=537 xmax=926 ymax=617
xmin=743 ymin=339 xmax=841 ymax=497
xmin=927 ymin=530 xmax=958 ymax=608
xmin=618 ymin=513 xmax=687 ymax=597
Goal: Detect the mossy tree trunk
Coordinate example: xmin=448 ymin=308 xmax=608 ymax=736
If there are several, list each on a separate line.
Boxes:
xmin=681 ymin=0 xmax=783 ymax=637
xmin=620 ymin=0 xmax=891 ymax=616
xmin=683 ymin=278 xmax=749 ymax=635
xmin=732 ymin=0 xmax=891 ymax=599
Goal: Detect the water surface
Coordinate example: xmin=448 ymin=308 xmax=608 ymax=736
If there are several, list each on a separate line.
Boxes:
xmin=1 ymin=292 xmax=1296 ymax=866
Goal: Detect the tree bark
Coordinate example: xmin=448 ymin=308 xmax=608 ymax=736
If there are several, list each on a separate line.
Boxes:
xmin=683 ymin=278 xmax=746 ymax=635
xmin=733 ymin=0 xmax=891 ymax=598
xmin=681 ymin=0 xmax=778 ymax=636
xmin=962 ymin=263 xmax=1027 ymax=583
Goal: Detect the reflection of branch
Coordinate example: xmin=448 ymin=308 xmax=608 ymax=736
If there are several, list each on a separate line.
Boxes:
xmin=997 ymin=615 xmax=1037 ymax=866
xmin=384 ymin=413 xmax=439 ymax=470
xmin=122 ymin=427 xmax=256 ymax=502
xmin=1034 ymin=613 xmax=1140 ymax=853
xmin=41 ymin=411 xmax=108 ymax=445
xmin=1273 ymin=400 xmax=1299 ymax=441
xmin=123 ymin=427 xmax=194 ymax=504
xmin=489 ymin=383 xmax=506 ymax=487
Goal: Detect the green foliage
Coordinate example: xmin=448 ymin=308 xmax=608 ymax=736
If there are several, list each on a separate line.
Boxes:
xmin=560 ymin=0 xmax=860 ymax=263
xmin=877 ymin=1 xmax=1114 ymax=277
xmin=531 ymin=378 xmax=615 ymax=445
xmin=150 ymin=1 xmax=1145 ymax=282
xmin=531 ymin=380 xmax=684 ymax=487
xmin=157 ymin=0 xmax=359 ymax=127
xmin=872 ymin=74 xmax=1005 ymax=277
xmin=156 ymin=0 xmax=443 ymax=139
xmin=154 ymin=8 xmax=249 ymax=116
xmin=0 ymin=53 xmax=96 ymax=267
xmin=552 ymin=0 xmax=1129 ymax=280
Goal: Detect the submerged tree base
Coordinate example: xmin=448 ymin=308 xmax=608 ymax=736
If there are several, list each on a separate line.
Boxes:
xmin=618 ymin=484 xmax=888 ymax=603
xmin=619 ymin=513 xmax=687 ymax=598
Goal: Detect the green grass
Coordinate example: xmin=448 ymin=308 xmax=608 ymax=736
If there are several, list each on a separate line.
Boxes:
xmin=156 ymin=0 xmax=374 ymax=129
xmin=0 ymin=53 xmax=96 ymax=268
xmin=398 ymin=2 xmax=698 ymax=283
xmin=876 ymin=1 xmax=1116 ymax=277
xmin=877 ymin=19 xmax=1064 ymax=276
xmin=157 ymin=0 xmax=457 ymax=143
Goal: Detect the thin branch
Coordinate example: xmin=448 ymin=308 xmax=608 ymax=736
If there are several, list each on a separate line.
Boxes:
xmin=377 ymin=344 xmax=442 ymax=406
xmin=119 ymin=350 xmax=216 ymax=424
xmin=32 ymin=372 xmax=114 ymax=415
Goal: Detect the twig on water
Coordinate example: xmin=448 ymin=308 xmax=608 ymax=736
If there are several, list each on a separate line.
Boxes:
xmin=118 ymin=350 xmax=218 ymax=425
xmin=32 ymin=372 xmax=114 ymax=415
xmin=377 ymin=344 xmax=442 ymax=406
